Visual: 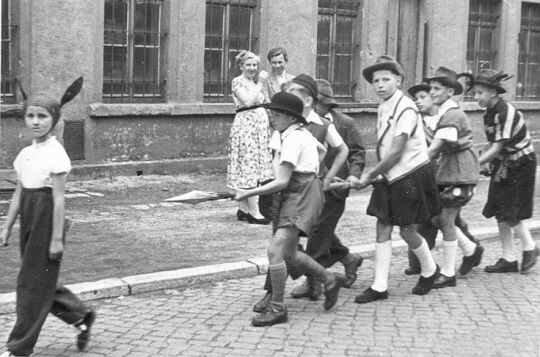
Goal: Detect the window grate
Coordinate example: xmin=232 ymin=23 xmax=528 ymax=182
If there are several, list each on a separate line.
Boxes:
xmin=103 ymin=0 xmax=164 ymax=103
xmin=517 ymin=2 xmax=540 ymax=100
xmin=465 ymin=0 xmax=499 ymax=99
xmin=316 ymin=0 xmax=361 ymax=99
xmin=204 ymin=0 xmax=259 ymax=103
xmin=1 ymin=0 xmax=16 ymax=103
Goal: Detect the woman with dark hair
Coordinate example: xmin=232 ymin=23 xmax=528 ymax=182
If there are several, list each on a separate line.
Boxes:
xmin=261 ymin=47 xmax=295 ymax=101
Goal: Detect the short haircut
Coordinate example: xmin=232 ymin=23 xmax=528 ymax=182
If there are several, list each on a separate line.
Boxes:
xmin=235 ymin=50 xmax=260 ymax=69
xmin=284 ymin=82 xmax=316 ymax=107
xmin=267 ymin=47 xmax=288 ymax=62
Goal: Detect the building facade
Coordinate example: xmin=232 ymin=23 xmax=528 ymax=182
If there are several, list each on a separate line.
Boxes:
xmin=1 ymin=0 xmax=539 ymax=170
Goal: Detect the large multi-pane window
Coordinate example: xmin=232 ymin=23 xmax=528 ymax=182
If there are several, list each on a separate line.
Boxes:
xmin=204 ymin=0 xmax=258 ymax=103
xmin=1 ymin=0 xmax=17 ymax=103
xmin=103 ymin=0 xmax=164 ymax=102
xmin=517 ymin=2 xmax=540 ymax=100
xmin=466 ymin=0 xmax=499 ymax=83
xmin=316 ymin=0 xmax=360 ymax=99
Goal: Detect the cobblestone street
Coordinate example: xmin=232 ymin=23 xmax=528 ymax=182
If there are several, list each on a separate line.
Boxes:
xmin=1 ymin=237 xmax=539 ymax=356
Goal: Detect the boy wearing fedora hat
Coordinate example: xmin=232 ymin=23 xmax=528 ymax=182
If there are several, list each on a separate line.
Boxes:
xmin=472 ymin=69 xmax=538 ymax=273
xmin=234 ymin=92 xmax=347 ymax=327
xmin=354 ymin=55 xmax=441 ymax=304
xmin=289 ymin=79 xmax=366 ymax=300
xmin=404 ymin=83 xmax=482 ymax=277
xmin=425 ymin=67 xmax=483 ymax=288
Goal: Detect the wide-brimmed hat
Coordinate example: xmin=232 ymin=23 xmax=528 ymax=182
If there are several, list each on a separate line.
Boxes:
xmin=407 ymin=83 xmax=431 ymax=98
xmin=471 ymin=69 xmax=512 ymax=94
xmin=362 ymin=55 xmax=405 ymax=83
xmin=292 ymin=73 xmax=318 ymax=100
xmin=424 ymin=66 xmax=466 ymax=95
xmin=262 ymin=91 xmax=306 ymax=124
xmin=315 ymin=79 xmax=338 ymax=107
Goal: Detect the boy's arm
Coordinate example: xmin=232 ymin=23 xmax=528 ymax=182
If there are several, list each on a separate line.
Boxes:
xmin=1 ymin=182 xmax=22 ymax=246
xmin=324 ymin=143 xmax=348 ymax=189
xmin=235 ymin=162 xmax=294 ymax=200
xmin=358 ymin=133 xmax=408 ymax=188
xmin=50 ymin=173 xmax=67 ymax=259
xmin=343 ymin=118 xmax=366 ymax=185
xmin=427 ymin=138 xmax=445 ymax=160
xmin=479 ymin=141 xmax=505 ymax=165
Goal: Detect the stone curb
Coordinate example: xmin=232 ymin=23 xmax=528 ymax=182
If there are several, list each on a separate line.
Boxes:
xmin=1 ymin=220 xmax=540 ymax=315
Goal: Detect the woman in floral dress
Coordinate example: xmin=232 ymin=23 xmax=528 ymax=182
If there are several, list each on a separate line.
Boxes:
xmin=228 ymin=50 xmax=273 ymax=224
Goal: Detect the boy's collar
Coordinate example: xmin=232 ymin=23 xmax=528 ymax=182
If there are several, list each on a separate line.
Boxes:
xmin=280 ymin=123 xmax=302 ymax=139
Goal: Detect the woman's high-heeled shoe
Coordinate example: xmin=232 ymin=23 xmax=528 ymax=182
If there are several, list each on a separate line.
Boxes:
xmin=247 ymin=213 xmax=270 ymax=225
xmin=237 ymin=210 xmax=249 ymax=221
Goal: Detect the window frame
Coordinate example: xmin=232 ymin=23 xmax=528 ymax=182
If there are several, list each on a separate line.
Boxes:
xmin=1 ymin=0 xmax=18 ymax=104
xmin=203 ymin=0 xmax=259 ymax=103
xmin=316 ymin=0 xmax=361 ymax=100
xmin=102 ymin=0 xmax=166 ymax=103
xmin=517 ymin=2 xmax=540 ymax=101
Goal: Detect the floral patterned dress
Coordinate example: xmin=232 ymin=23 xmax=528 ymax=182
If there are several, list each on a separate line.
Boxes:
xmin=227 ymin=75 xmax=273 ymax=189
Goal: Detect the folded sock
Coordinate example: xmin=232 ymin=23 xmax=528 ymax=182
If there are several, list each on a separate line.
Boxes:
xmin=441 ymin=240 xmax=458 ymax=277
xmin=413 ymin=240 xmax=437 ymax=278
xmin=371 ymin=241 xmax=392 ymax=292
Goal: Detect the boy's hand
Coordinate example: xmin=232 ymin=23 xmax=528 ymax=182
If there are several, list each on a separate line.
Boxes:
xmin=49 ymin=240 xmax=64 ymax=260
xmin=0 ymin=228 xmax=9 ymax=247
xmin=323 ymin=177 xmax=333 ymax=191
xmin=233 ymin=189 xmax=248 ymax=201
xmin=357 ymin=172 xmax=372 ymax=190
xmin=345 ymin=175 xmax=361 ymax=190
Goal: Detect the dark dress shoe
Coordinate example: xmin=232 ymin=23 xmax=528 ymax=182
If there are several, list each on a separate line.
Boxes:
xmin=459 ymin=244 xmax=485 ymax=275
xmin=252 ymin=302 xmax=288 ymax=327
xmin=521 ymin=246 xmax=539 ymax=273
xmin=253 ymin=292 xmax=272 ymax=313
xmin=433 ymin=273 xmax=456 ymax=289
xmin=354 ymin=287 xmax=389 ymax=304
xmin=237 ymin=209 xmax=249 ymax=221
xmin=247 ymin=214 xmax=270 ymax=225
xmin=485 ymin=258 xmax=518 ymax=273
xmin=323 ymin=273 xmax=346 ymax=310
xmin=412 ymin=265 xmax=440 ymax=295
xmin=404 ymin=266 xmax=421 ymax=275
xmin=76 ymin=310 xmax=96 ymax=351
xmin=342 ymin=253 xmax=364 ymax=288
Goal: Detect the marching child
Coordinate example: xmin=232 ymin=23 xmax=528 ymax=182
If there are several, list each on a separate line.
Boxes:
xmin=471 ymin=69 xmax=539 ymax=273
xmin=234 ymin=92 xmax=346 ymax=327
xmin=354 ymin=55 xmax=441 ymax=304
xmin=0 ymin=78 xmax=95 ymax=357
xmin=425 ymin=67 xmax=483 ymax=289
xmin=405 ymin=82 xmax=482 ymax=277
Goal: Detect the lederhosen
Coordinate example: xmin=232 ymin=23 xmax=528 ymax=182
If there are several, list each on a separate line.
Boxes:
xmin=7 ymin=187 xmax=87 ymax=356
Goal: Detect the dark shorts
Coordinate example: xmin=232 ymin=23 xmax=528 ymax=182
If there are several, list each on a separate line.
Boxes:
xmin=367 ymin=163 xmax=440 ymax=226
xmin=439 ymin=184 xmax=475 ymax=208
xmin=483 ymin=154 xmax=536 ymax=225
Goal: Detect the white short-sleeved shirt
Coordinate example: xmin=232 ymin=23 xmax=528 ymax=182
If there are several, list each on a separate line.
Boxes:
xmin=305 ymin=110 xmax=344 ymax=148
xmin=13 ymin=136 xmax=72 ymax=188
xmin=433 ymin=99 xmax=460 ymax=142
xmin=272 ymin=124 xmax=319 ymax=173
xmin=377 ymin=90 xmax=429 ymax=183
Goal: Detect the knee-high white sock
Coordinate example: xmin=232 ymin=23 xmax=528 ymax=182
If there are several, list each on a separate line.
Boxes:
xmin=457 ymin=230 xmax=476 ymax=256
xmin=441 ymin=240 xmax=458 ymax=277
xmin=413 ymin=240 xmax=437 ymax=278
xmin=498 ymin=222 xmax=516 ymax=261
xmin=371 ymin=241 xmax=392 ymax=292
xmin=514 ymin=221 xmax=536 ymax=251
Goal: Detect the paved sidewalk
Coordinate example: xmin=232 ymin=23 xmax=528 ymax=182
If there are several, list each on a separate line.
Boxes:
xmin=1 ymin=237 xmax=539 ymax=356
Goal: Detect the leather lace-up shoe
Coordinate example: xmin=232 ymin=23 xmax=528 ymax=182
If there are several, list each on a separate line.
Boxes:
xmin=253 ymin=292 xmax=272 ymax=313
xmin=412 ymin=265 xmax=440 ymax=295
xmin=76 ymin=310 xmax=96 ymax=351
xmin=521 ymin=246 xmax=539 ymax=273
xmin=252 ymin=302 xmax=288 ymax=327
xmin=404 ymin=266 xmax=421 ymax=275
xmin=433 ymin=273 xmax=457 ymax=289
xmin=459 ymin=244 xmax=485 ymax=276
xmin=323 ymin=273 xmax=346 ymax=310
xmin=342 ymin=253 xmax=364 ymax=288
xmin=354 ymin=287 xmax=389 ymax=304
xmin=485 ymin=258 xmax=518 ymax=273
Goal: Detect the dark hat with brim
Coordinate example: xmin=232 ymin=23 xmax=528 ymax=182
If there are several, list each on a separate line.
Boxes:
xmin=292 ymin=73 xmax=318 ymax=100
xmin=471 ymin=69 xmax=511 ymax=94
xmin=407 ymin=83 xmax=431 ymax=98
xmin=424 ymin=66 xmax=464 ymax=95
xmin=262 ymin=91 xmax=307 ymax=124
xmin=362 ymin=55 xmax=405 ymax=83
xmin=315 ymin=79 xmax=338 ymax=107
